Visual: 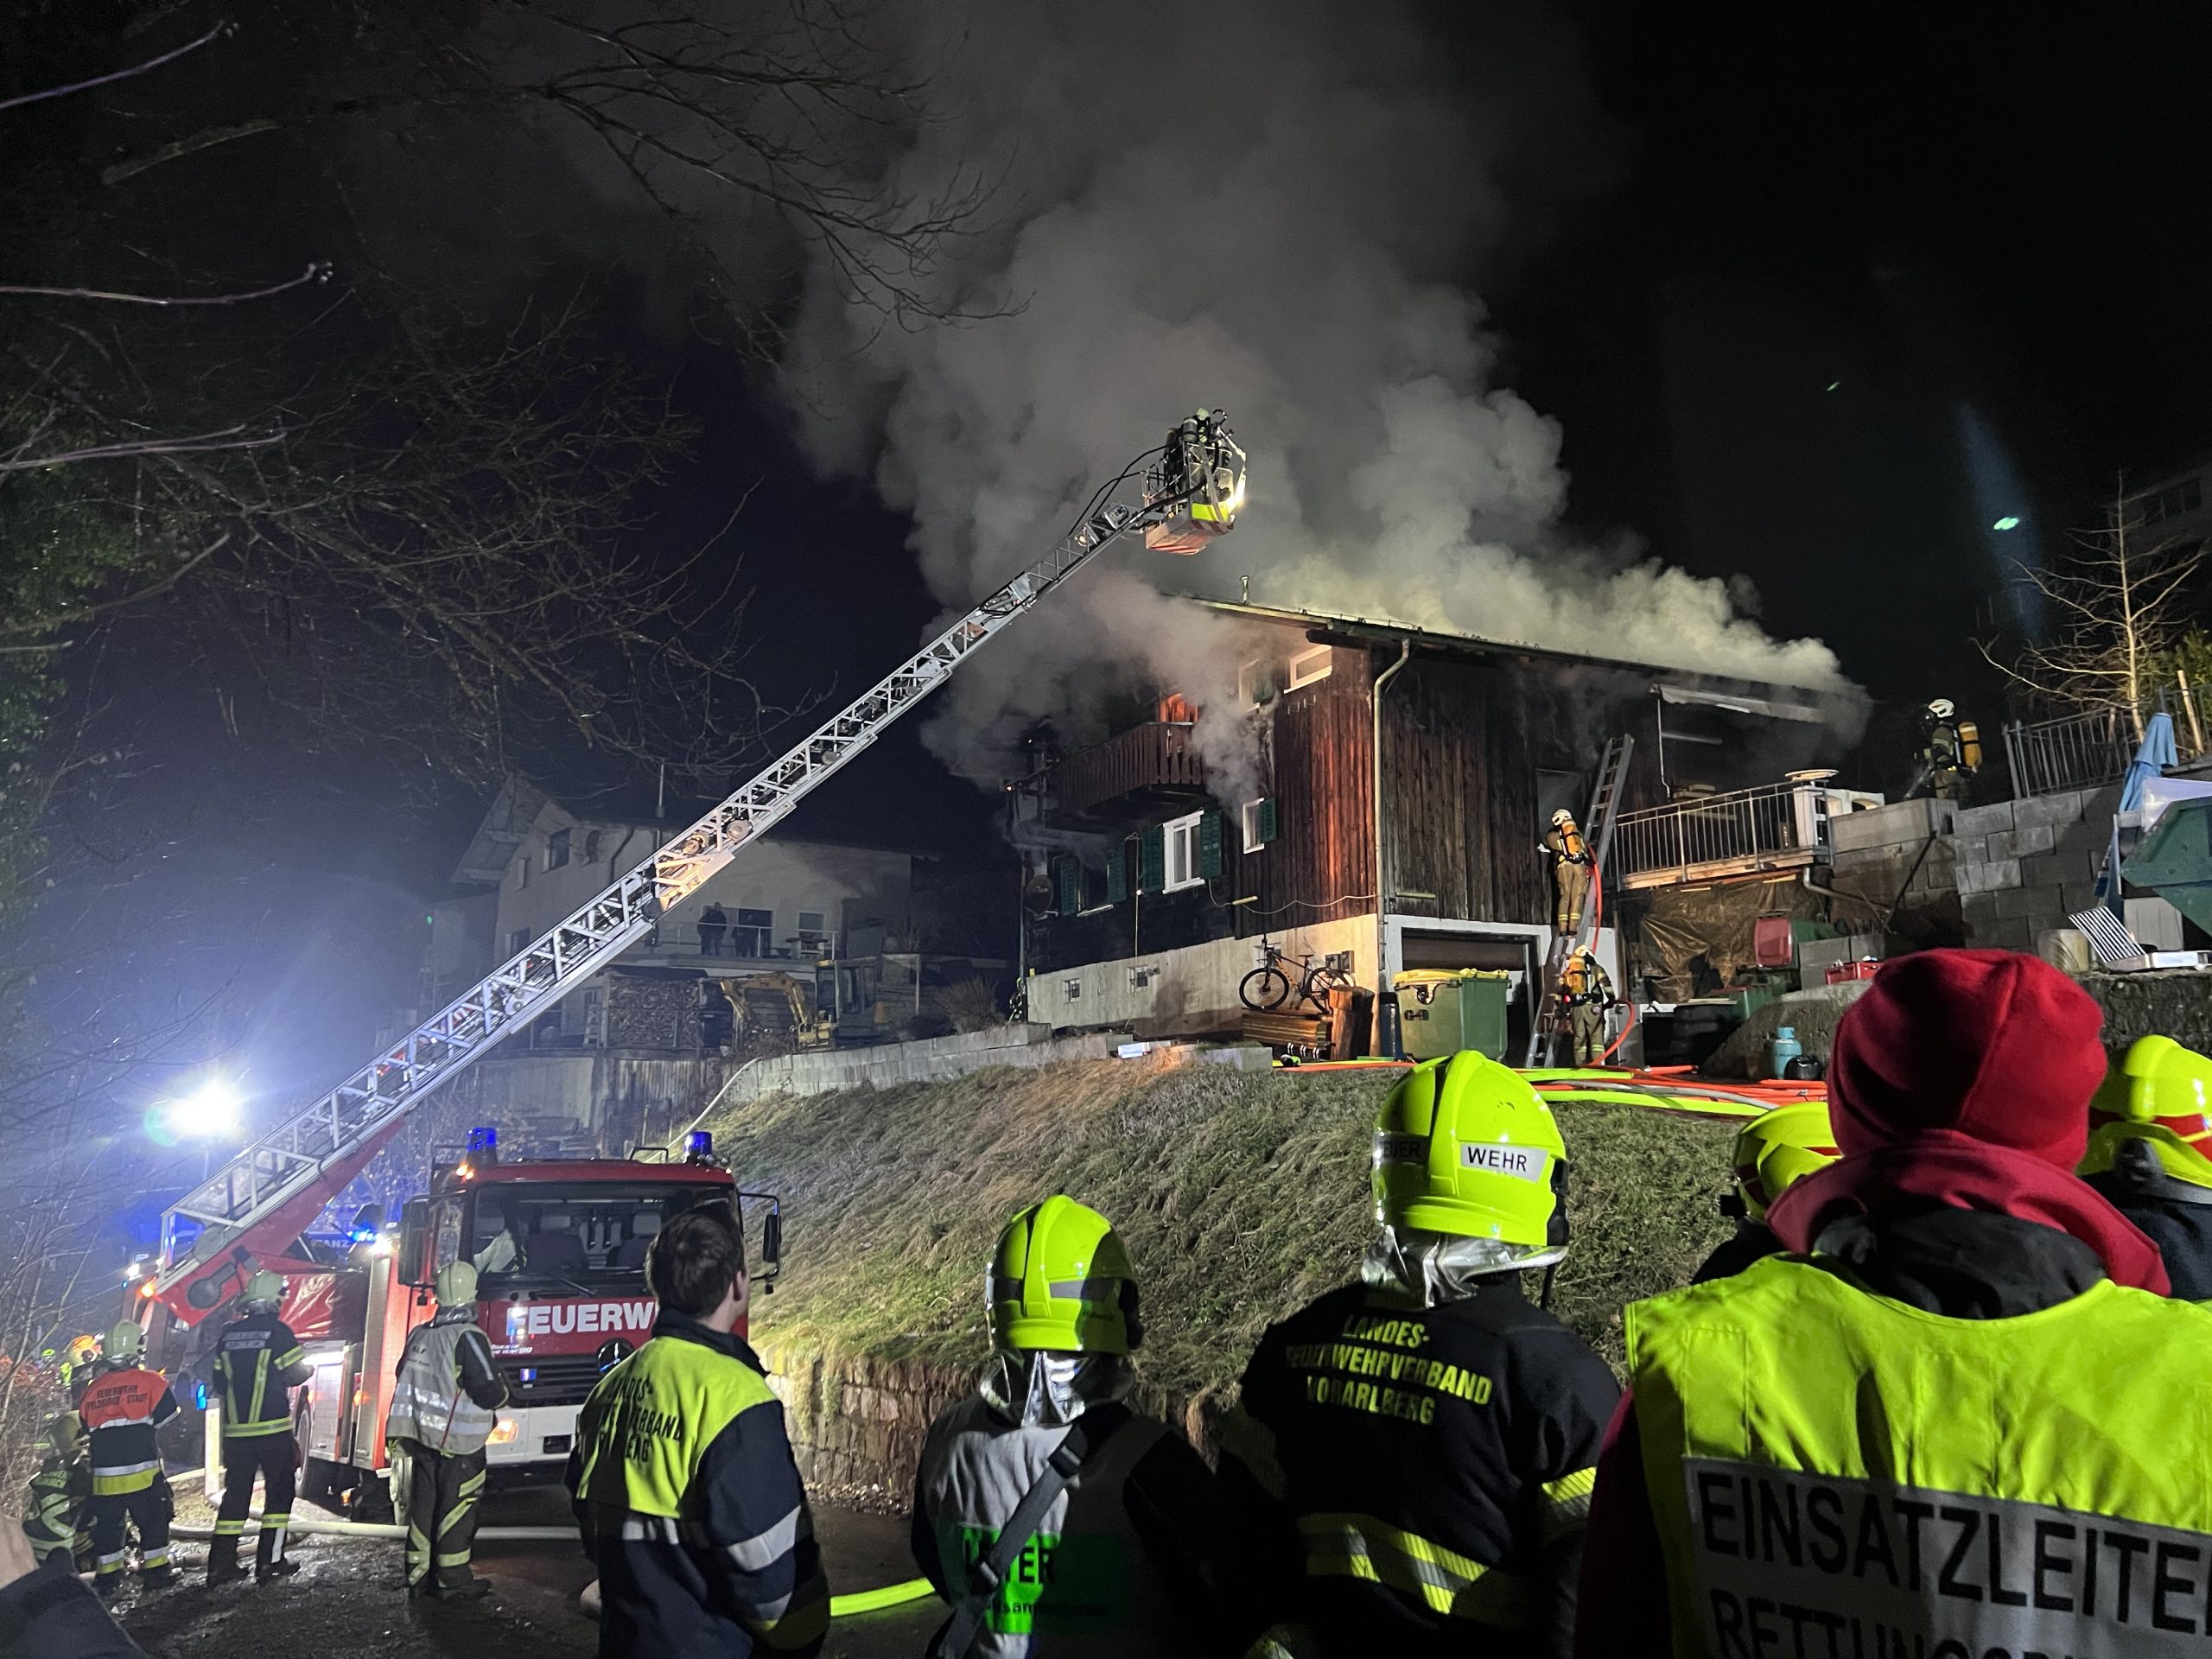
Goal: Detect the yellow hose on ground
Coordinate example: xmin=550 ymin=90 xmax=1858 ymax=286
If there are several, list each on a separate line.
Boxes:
xmin=832 ymin=1578 xmax=934 ymax=1616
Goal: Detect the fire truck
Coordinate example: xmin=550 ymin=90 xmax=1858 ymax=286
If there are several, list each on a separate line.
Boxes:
xmin=136 ymin=410 xmax=1248 ymax=1510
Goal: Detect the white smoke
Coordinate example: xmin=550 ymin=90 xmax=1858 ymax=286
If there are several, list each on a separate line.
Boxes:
xmin=782 ymin=0 xmax=1853 ymax=789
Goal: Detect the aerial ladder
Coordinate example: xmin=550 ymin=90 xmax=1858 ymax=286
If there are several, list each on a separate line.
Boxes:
xmin=148 ymin=410 xmax=1249 ymax=1325
xmin=1524 ymin=734 xmax=1635 ymax=1066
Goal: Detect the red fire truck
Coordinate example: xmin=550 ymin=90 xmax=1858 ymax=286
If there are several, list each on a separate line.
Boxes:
xmin=157 ymin=1128 xmax=778 ymax=1516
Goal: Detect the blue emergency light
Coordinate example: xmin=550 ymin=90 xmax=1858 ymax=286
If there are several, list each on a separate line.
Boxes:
xmin=467 ymin=1125 xmax=499 ymax=1158
xmin=685 ymin=1130 xmax=714 ymax=1162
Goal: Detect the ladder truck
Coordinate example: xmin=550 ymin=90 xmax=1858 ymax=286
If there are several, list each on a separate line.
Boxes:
xmin=136 ymin=410 xmax=1249 ymax=1510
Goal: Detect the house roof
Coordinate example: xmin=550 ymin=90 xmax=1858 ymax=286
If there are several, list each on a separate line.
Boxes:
xmin=1185 ymin=596 xmax=1842 ymax=716
xmin=450 ymin=773 xmax=928 ymax=888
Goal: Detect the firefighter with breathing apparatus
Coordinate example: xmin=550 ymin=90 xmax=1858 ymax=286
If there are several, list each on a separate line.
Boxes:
xmin=1689 ymin=1101 xmax=1839 ymax=1284
xmin=1217 ymin=1051 xmax=1619 ymax=1658
xmin=1913 ymin=697 xmax=1980 ymax=802
xmin=2080 ymin=1033 xmax=2212 ymax=1300
xmin=22 ymin=1410 xmax=90 ymax=1571
xmin=207 ymin=1268 xmax=313 ymax=1585
xmin=1541 ymin=810 xmax=1593 ymax=937
xmin=1553 ymin=947 xmax=1616 ymax=1066
xmin=910 ymin=1195 xmax=1220 ymax=1658
xmin=77 ymin=1320 xmax=178 ymax=1598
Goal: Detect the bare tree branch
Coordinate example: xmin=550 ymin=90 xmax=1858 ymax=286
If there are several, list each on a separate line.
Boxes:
xmin=0 ymin=19 xmax=232 ymax=114
xmin=0 ymin=262 xmax=328 ymax=308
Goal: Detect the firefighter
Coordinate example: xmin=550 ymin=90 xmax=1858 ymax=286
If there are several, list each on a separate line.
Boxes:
xmin=1217 ymin=1052 xmax=1620 ymax=1658
xmin=78 ymin=1321 xmax=178 ymax=1598
xmin=1912 ymin=696 xmax=1978 ymax=801
xmin=1689 ymin=1100 xmax=1838 ymax=1283
xmin=385 ymin=1262 xmax=509 ymax=1600
xmin=1576 ymin=951 xmax=2212 ymax=1656
xmin=207 ymin=1269 xmax=313 ymax=1586
xmin=910 ymin=1197 xmax=1219 ymax=1658
xmin=23 ymin=1411 xmax=89 ymax=1570
xmin=60 ymin=1334 xmax=102 ymax=1403
xmin=1554 ymin=947 xmax=1615 ymax=1065
xmin=2079 ymin=1033 xmax=2212 ymax=1300
xmin=1540 ymin=810 xmax=1592 ymax=936
xmin=569 ymin=1203 xmax=829 ymax=1658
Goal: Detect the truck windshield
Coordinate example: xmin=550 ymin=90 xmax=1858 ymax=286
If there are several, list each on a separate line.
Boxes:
xmin=467 ymin=1185 xmax=721 ymax=1285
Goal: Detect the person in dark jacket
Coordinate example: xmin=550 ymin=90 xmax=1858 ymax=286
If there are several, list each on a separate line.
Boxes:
xmin=1217 ymin=1052 xmax=1619 ymax=1659
xmin=22 ymin=1413 xmax=88 ymax=1571
xmin=385 ymin=1261 xmax=511 ymax=1599
xmin=1688 ymin=1100 xmax=1837 ymax=1283
xmin=909 ymin=1196 xmax=1219 ymax=1658
xmin=1577 ymin=951 xmax=2212 ymax=1658
xmin=569 ymin=1204 xmax=828 ymax=1658
xmin=2079 ymin=1033 xmax=2212 ymax=1300
xmin=207 ymin=1270 xmax=314 ymax=1585
xmin=0 ymin=1516 xmax=147 ymax=1658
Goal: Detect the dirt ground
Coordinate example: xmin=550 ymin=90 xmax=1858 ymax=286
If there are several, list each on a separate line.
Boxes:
xmin=111 ymin=1485 xmax=942 ymax=1659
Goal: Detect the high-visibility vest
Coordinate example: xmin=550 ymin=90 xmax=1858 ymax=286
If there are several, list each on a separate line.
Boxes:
xmin=915 ymin=1396 xmax=1189 ymax=1658
xmin=386 ymin=1312 xmax=498 ymax=1455
xmin=1625 ymin=1254 xmax=2212 ymax=1658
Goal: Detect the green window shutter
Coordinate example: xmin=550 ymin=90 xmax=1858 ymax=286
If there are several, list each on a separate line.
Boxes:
xmin=1055 ymin=856 xmax=1081 ymax=916
xmin=1199 ymin=810 xmax=1225 ymax=879
xmin=1105 ymin=844 xmax=1128 ymax=904
xmin=1259 ymin=797 xmax=1279 ymax=845
xmin=1139 ymin=826 xmax=1166 ymax=893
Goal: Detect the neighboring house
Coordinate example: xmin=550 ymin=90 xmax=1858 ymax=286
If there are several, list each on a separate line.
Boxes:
xmin=1011 ymin=601 xmax=1866 ymax=1049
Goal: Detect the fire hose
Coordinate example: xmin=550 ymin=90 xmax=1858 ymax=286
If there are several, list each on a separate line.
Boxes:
xmin=164 ymin=1506 xmax=934 ymax=1617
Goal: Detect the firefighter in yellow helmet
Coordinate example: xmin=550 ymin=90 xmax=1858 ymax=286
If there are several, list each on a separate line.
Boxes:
xmin=2081 ymin=1034 xmax=2212 ymax=1300
xmin=1553 ymin=947 xmax=1616 ymax=1065
xmin=22 ymin=1410 xmax=89 ymax=1570
xmin=909 ymin=1196 xmax=1219 ymax=1658
xmin=77 ymin=1319 xmax=179 ymax=1597
xmin=1217 ymin=1052 xmax=1619 ymax=1658
xmin=388 ymin=1261 xmax=509 ymax=1600
xmin=1688 ymin=1101 xmax=1839 ymax=1283
xmin=207 ymin=1268 xmax=312 ymax=1586
xmin=1540 ymin=810 xmax=1592 ymax=936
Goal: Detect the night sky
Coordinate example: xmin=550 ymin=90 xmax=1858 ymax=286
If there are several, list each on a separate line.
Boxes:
xmin=51 ymin=6 xmax=2212 ymax=1117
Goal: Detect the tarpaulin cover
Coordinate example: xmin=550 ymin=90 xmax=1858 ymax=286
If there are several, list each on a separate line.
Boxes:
xmin=1633 ymin=877 xmax=1832 ymax=1001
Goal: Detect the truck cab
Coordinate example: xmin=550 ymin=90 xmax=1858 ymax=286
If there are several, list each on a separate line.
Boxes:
xmin=289 ymin=1133 xmax=778 ymax=1513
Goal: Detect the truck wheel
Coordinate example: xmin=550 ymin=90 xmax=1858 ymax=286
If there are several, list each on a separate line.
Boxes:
xmin=347 ymin=1473 xmax=395 ymax=1525
xmin=302 ymin=1457 xmax=340 ymax=1507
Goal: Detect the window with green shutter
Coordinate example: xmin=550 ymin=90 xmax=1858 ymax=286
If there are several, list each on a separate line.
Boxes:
xmin=1139 ymin=825 xmax=1165 ymax=893
xmin=1198 ymin=810 xmax=1225 ymax=879
xmin=1106 ymin=842 xmax=1128 ymax=904
xmin=1055 ymin=856 xmax=1081 ymax=916
xmin=1242 ymin=797 xmax=1278 ymax=852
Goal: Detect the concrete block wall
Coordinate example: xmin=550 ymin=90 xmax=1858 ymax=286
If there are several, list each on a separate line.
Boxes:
xmin=1951 ymin=785 xmax=2120 ymax=953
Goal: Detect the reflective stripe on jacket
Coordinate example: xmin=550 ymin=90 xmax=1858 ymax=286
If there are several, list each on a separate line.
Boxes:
xmin=914 ymin=1396 xmax=1190 ymax=1658
xmin=570 ymin=1316 xmax=829 ymax=1657
xmin=213 ymin=1310 xmax=310 ymax=1438
xmin=79 ymin=1365 xmax=178 ymax=1495
xmin=1625 ymin=1253 xmax=2212 ymax=1658
xmin=23 ymin=1457 xmax=85 ymax=1558
xmin=1218 ymin=1279 xmax=1616 ymax=1658
xmin=386 ymin=1308 xmax=499 ymax=1455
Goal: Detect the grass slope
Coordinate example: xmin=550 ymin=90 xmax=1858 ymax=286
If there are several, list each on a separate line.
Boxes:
xmin=705 ymin=1059 xmax=1738 ymax=1412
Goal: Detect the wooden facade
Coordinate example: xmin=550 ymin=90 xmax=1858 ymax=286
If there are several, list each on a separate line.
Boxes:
xmin=1020 ymin=608 xmax=1839 ymax=975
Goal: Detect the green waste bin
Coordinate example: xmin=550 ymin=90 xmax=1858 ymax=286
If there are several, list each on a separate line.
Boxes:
xmin=1395 ymin=969 xmax=1512 ymax=1061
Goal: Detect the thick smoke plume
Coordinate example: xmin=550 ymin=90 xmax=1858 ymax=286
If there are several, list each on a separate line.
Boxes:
xmin=784 ymin=0 xmax=1854 ymax=790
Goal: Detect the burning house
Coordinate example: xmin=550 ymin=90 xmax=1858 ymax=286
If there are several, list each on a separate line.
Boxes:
xmin=1010 ymin=600 xmax=1867 ymax=1057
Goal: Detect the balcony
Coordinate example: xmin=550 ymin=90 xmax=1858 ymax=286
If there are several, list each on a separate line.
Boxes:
xmin=1012 ymin=721 xmax=1209 ymax=830
xmin=1614 ymin=778 xmax=1867 ymax=890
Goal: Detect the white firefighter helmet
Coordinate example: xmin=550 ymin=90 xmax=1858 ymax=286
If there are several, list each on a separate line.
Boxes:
xmin=1550 ymin=808 xmax=1576 ymax=826
xmin=435 ymin=1261 xmax=479 ymax=1307
xmin=1928 ymin=697 xmax=1956 ymax=720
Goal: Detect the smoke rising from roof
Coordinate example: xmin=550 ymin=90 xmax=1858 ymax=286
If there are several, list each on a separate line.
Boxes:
xmin=782 ymin=0 xmax=1855 ymax=790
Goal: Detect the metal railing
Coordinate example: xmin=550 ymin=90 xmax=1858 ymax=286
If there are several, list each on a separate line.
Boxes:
xmin=1613 ymin=779 xmax=1835 ymax=887
xmin=2002 ymin=707 xmax=2136 ymax=798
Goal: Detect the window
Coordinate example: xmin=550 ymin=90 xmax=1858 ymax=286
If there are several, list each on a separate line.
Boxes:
xmin=1286 ymin=645 xmax=1332 ymax=690
xmin=1238 ymin=658 xmax=1276 ymax=707
xmin=796 ymin=910 xmax=829 ymax=950
xmin=545 ymin=828 xmax=570 ymax=870
xmin=2142 ymin=477 xmax=2204 ymax=529
xmin=1243 ymin=797 xmax=1278 ymax=851
xmin=508 ymin=928 xmax=531 ymax=956
xmin=1164 ymin=811 xmax=1205 ymax=891
xmin=582 ymin=830 xmax=603 ymax=862
xmin=514 ymin=853 xmax=530 ymax=889
xmin=729 ymin=908 xmax=775 ymax=957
